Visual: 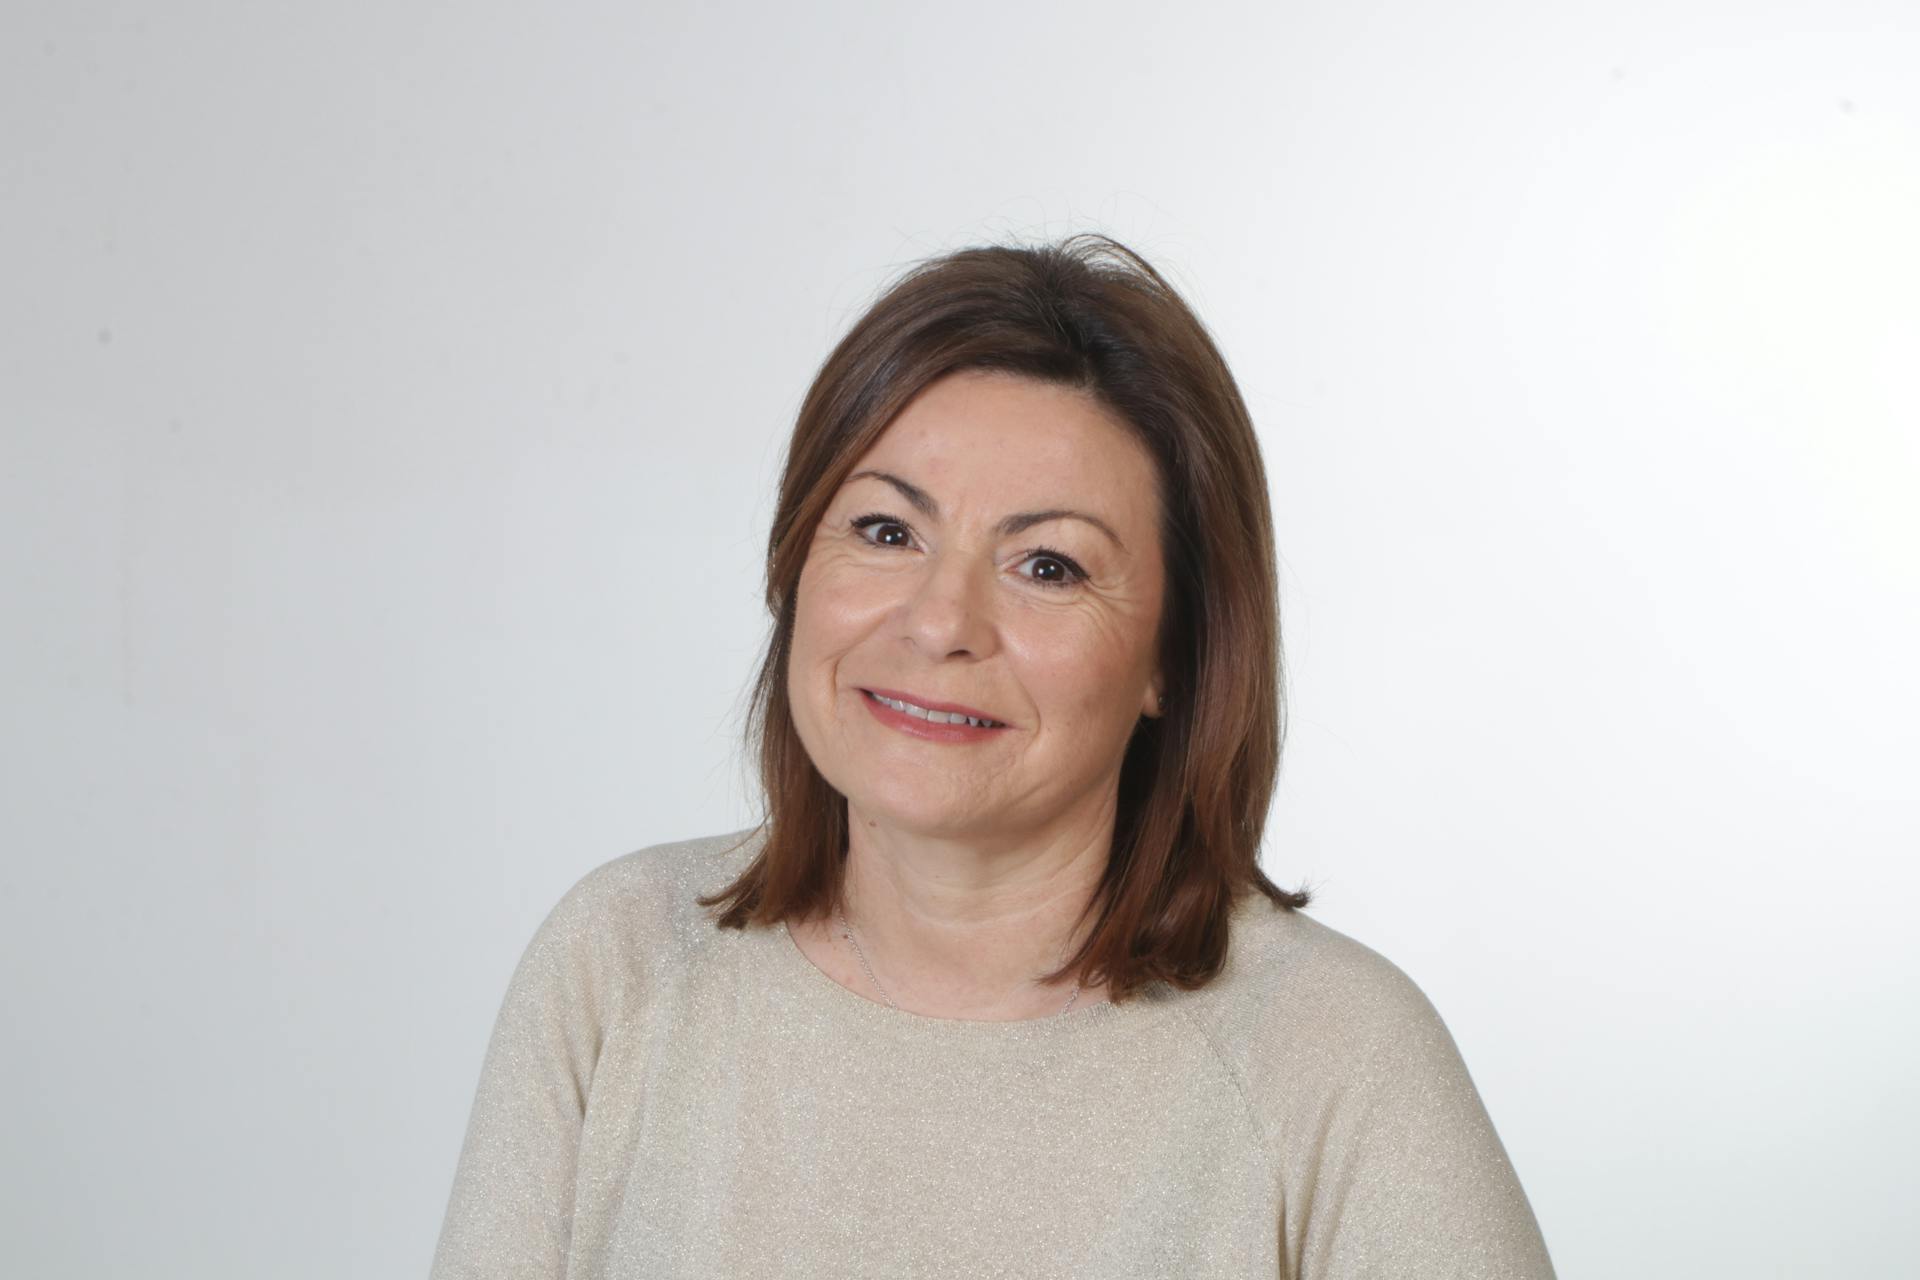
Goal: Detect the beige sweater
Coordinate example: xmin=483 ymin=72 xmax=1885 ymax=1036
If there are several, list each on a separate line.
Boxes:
xmin=429 ymin=829 xmax=1555 ymax=1278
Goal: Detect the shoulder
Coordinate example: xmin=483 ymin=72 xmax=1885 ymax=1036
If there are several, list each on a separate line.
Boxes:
xmin=553 ymin=825 xmax=764 ymax=927
xmin=520 ymin=825 xmax=765 ymax=989
xmin=1191 ymin=894 xmax=1450 ymax=1049
xmin=1173 ymin=895 xmax=1470 ymax=1143
xmin=1195 ymin=904 xmax=1555 ymax=1274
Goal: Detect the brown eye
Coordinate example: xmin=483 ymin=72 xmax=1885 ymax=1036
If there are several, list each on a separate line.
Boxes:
xmin=851 ymin=514 xmax=916 ymax=549
xmin=1017 ymin=550 xmax=1087 ymax=588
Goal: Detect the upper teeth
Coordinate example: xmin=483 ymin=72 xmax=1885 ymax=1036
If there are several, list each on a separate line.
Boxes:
xmin=870 ymin=692 xmax=1002 ymax=728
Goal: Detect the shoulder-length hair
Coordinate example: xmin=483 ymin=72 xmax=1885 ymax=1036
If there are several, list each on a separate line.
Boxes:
xmin=698 ymin=233 xmax=1309 ymax=1001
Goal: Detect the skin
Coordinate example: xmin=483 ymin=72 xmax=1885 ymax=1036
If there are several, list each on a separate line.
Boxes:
xmin=784 ymin=367 xmax=1167 ymax=1020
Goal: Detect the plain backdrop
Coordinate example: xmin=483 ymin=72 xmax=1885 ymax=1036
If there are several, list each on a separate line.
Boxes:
xmin=4 ymin=1 xmax=1916 ymax=1276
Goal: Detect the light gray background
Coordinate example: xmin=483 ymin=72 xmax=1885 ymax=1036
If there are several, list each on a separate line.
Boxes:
xmin=5 ymin=2 xmax=1916 ymax=1276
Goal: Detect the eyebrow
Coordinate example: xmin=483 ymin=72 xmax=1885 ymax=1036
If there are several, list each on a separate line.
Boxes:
xmin=845 ymin=469 xmax=1128 ymax=551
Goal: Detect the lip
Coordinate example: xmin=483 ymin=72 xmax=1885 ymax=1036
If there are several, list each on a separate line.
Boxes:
xmin=856 ymin=687 xmax=1012 ymax=743
xmin=861 ymin=687 xmax=1004 ymax=723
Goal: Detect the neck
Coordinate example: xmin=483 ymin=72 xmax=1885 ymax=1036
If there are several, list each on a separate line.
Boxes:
xmin=833 ymin=798 xmax=1115 ymax=1018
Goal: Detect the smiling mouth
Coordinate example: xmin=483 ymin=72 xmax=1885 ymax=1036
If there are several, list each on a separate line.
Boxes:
xmin=860 ymin=689 xmax=1008 ymax=729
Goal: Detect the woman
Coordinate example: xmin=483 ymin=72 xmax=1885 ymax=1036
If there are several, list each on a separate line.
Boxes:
xmin=430 ymin=236 xmax=1557 ymax=1278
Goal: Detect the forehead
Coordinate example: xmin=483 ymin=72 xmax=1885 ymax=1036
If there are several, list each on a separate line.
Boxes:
xmin=852 ymin=370 xmax=1158 ymax=506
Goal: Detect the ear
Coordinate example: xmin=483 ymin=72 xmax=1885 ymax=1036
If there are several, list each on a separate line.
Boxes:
xmin=1140 ymin=672 xmax=1166 ymax=719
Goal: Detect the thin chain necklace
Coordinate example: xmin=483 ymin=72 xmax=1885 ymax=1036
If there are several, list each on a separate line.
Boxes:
xmin=834 ymin=904 xmax=1085 ymax=1017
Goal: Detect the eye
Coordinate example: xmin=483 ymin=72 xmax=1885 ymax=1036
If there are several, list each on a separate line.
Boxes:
xmin=850 ymin=512 xmax=917 ymax=549
xmin=1017 ymin=549 xmax=1088 ymax=589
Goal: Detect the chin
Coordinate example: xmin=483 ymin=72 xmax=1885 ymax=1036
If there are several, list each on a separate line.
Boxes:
xmin=845 ymin=784 xmax=998 ymax=839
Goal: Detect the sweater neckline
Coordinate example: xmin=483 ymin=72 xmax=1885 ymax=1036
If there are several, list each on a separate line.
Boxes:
xmin=759 ymin=917 xmax=1179 ymax=1041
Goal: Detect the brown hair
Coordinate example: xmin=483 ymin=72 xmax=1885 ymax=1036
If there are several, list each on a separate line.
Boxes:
xmin=698 ymin=233 xmax=1309 ymax=1000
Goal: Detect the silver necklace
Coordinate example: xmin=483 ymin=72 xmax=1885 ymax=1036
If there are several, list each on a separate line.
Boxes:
xmin=834 ymin=904 xmax=1085 ymax=1017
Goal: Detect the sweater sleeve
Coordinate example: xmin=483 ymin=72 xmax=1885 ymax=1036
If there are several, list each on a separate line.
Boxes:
xmin=429 ymin=867 xmax=621 ymax=1280
xmin=1277 ymin=953 xmax=1556 ymax=1280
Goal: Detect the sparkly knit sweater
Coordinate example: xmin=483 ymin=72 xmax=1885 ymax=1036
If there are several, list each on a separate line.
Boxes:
xmin=429 ymin=829 xmax=1556 ymax=1279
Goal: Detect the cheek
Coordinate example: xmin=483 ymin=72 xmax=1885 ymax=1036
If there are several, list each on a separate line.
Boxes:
xmin=788 ymin=570 xmax=841 ymax=700
xmin=790 ymin=556 xmax=886 ymax=682
xmin=1014 ymin=611 xmax=1153 ymax=721
xmin=785 ymin=572 xmax=843 ymax=768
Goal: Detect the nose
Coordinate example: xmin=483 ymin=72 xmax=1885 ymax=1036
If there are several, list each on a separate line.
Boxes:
xmin=898 ymin=551 xmax=997 ymax=660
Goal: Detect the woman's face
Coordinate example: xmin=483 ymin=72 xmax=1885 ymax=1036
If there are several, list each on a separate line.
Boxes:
xmin=788 ymin=368 xmax=1167 ymax=844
